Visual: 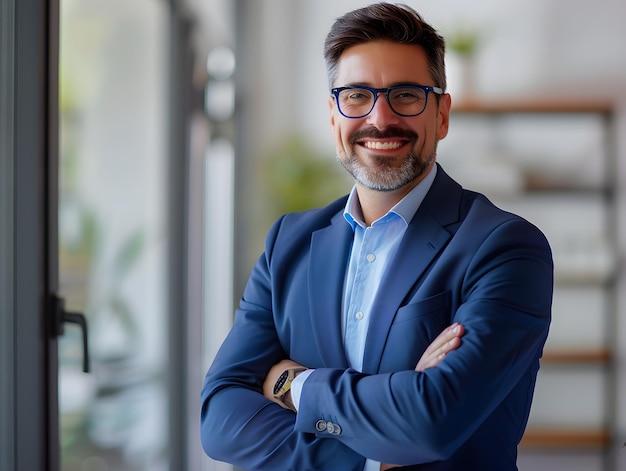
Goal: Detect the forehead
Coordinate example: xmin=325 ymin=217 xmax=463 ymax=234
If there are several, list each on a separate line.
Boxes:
xmin=335 ymin=40 xmax=432 ymax=87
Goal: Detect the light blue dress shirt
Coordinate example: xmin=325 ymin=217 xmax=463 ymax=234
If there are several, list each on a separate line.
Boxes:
xmin=292 ymin=165 xmax=437 ymax=470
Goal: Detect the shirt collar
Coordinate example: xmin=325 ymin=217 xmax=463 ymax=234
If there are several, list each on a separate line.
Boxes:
xmin=343 ymin=164 xmax=437 ymax=230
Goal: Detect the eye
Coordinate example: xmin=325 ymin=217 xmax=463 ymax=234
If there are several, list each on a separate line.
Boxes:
xmin=390 ymin=88 xmax=424 ymax=103
xmin=349 ymin=92 xmax=368 ymax=99
xmin=343 ymin=89 xmax=373 ymax=102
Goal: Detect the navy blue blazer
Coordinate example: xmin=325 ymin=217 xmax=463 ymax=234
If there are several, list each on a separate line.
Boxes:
xmin=201 ymin=164 xmax=553 ymax=470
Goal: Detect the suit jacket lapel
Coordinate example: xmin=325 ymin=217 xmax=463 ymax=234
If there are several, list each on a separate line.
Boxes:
xmin=309 ymin=211 xmax=352 ymax=368
xmin=361 ymin=166 xmax=463 ymax=373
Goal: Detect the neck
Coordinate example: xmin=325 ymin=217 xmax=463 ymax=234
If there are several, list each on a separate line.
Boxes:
xmin=356 ymin=180 xmax=418 ymax=226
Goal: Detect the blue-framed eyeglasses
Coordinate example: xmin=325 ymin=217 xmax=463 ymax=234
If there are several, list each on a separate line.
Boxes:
xmin=331 ymin=84 xmax=443 ymax=119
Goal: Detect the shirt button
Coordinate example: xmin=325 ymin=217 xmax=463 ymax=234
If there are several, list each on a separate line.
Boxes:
xmin=366 ymin=253 xmax=376 ymax=262
xmin=355 ymin=311 xmax=364 ymax=320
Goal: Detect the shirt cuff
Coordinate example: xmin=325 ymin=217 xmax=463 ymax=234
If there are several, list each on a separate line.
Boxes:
xmin=364 ymin=458 xmax=382 ymax=471
xmin=290 ymin=368 xmax=314 ymax=411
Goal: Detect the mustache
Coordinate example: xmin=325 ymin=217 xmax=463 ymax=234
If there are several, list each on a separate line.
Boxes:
xmin=349 ymin=126 xmax=418 ymax=145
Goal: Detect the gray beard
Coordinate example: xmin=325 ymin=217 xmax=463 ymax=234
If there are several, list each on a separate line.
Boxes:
xmin=337 ymin=143 xmax=437 ymax=192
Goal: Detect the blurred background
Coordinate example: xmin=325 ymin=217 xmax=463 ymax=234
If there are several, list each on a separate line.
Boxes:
xmin=52 ymin=0 xmax=625 ymax=470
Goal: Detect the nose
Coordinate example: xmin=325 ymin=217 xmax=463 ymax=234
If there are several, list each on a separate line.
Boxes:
xmin=366 ymin=93 xmax=401 ymax=128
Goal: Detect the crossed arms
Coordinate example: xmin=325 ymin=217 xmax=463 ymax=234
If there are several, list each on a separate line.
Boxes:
xmin=262 ymin=322 xmax=466 ymax=470
xmin=200 ymin=212 xmax=553 ymax=470
xmin=263 ymin=322 xmax=465 ymax=409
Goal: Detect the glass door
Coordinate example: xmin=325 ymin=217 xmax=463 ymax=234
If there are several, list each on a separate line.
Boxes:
xmin=57 ymin=1 xmax=172 ymax=469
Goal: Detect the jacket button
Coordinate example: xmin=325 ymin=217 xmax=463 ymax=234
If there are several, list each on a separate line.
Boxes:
xmin=328 ymin=422 xmax=342 ymax=435
xmin=315 ymin=420 xmax=327 ymax=432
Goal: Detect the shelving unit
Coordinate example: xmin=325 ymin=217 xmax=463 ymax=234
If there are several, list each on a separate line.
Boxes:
xmin=443 ymin=98 xmax=619 ymax=471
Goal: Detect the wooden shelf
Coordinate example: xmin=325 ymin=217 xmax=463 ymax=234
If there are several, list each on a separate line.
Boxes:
xmin=450 ymin=97 xmax=619 ymax=469
xmin=523 ymin=174 xmax=608 ymax=194
xmin=452 ymin=98 xmax=613 ymax=115
xmin=554 ymin=272 xmax=615 ymax=287
xmin=541 ymin=348 xmax=612 ymax=364
xmin=521 ymin=427 xmax=611 ymax=450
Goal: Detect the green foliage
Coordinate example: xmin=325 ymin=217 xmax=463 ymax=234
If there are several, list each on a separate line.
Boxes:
xmin=261 ymin=135 xmax=350 ymax=220
xmin=112 ymin=230 xmax=146 ymax=279
xmin=447 ymin=29 xmax=480 ymax=57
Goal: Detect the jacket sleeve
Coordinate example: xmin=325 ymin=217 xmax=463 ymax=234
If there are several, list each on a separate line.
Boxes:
xmin=294 ymin=218 xmax=553 ymax=465
xmin=200 ymin=216 xmax=365 ymax=471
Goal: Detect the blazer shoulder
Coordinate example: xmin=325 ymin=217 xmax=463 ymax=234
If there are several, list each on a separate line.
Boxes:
xmin=433 ymin=165 xmax=550 ymax=248
xmin=264 ymin=195 xmax=349 ymax=256
xmin=459 ymin=189 xmax=552 ymax=251
xmin=275 ymin=195 xmax=348 ymax=233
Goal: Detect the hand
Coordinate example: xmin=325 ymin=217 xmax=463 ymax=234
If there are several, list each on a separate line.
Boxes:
xmin=262 ymin=358 xmax=306 ymax=408
xmin=380 ymin=463 xmax=399 ymax=470
xmin=415 ymin=322 xmax=464 ymax=372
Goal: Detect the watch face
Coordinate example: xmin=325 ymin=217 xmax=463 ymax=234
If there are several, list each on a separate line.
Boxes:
xmin=273 ymin=370 xmax=289 ymax=396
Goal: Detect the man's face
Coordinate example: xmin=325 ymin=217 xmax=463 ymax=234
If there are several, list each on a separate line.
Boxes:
xmin=329 ymin=40 xmax=451 ymax=192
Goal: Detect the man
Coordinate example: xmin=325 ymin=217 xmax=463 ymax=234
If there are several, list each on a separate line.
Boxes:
xmin=201 ymin=3 xmax=553 ymax=470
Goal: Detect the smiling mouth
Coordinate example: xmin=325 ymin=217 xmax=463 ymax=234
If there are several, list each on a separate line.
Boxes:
xmin=361 ymin=140 xmax=406 ymax=150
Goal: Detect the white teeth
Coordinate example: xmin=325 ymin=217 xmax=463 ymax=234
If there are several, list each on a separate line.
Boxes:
xmin=364 ymin=141 xmax=403 ymax=150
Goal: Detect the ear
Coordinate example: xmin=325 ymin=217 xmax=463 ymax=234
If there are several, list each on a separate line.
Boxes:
xmin=436 ymin=93 xmax=452 ymax=140
xmin=329 ymin=96 xmax=337 ymax=128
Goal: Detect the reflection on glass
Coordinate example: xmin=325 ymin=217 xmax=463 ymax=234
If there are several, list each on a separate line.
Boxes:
xmin=58 ymin=1 xmax=168 ymax=469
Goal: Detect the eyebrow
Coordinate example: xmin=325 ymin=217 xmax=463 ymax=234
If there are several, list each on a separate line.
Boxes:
xmin=337 ymin=82 xmax=430 ymax=89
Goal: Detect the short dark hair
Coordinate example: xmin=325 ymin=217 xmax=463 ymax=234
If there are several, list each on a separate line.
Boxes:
xmin=324 ymin=3 xmax=446 ymax=92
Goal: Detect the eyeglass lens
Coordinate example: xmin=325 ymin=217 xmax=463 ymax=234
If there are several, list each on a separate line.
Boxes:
xmin=337 ymin=87 xmax=428 ymax=117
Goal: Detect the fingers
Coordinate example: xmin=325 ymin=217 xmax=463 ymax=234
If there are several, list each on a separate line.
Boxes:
xmin=431 ymin=322 xmax=464 ymax=354
xmin=415 ymin=322 xmax=464 ymax=372
xmin=380 ymin=463 xmax=401 ymax=471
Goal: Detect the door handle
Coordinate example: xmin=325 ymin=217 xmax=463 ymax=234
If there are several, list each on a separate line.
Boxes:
xmin=50 ymin=294 xmax=90 ymax=373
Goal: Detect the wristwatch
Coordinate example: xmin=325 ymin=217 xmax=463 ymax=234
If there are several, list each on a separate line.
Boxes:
xmin=273 ymin=367 xmax=307 ymax=411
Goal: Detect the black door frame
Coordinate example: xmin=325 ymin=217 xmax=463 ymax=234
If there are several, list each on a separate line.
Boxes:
xmin=1 ymin=0 xmax=60 ymax=470
xmin=1 ymin=1 xmax=198 ymax=469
